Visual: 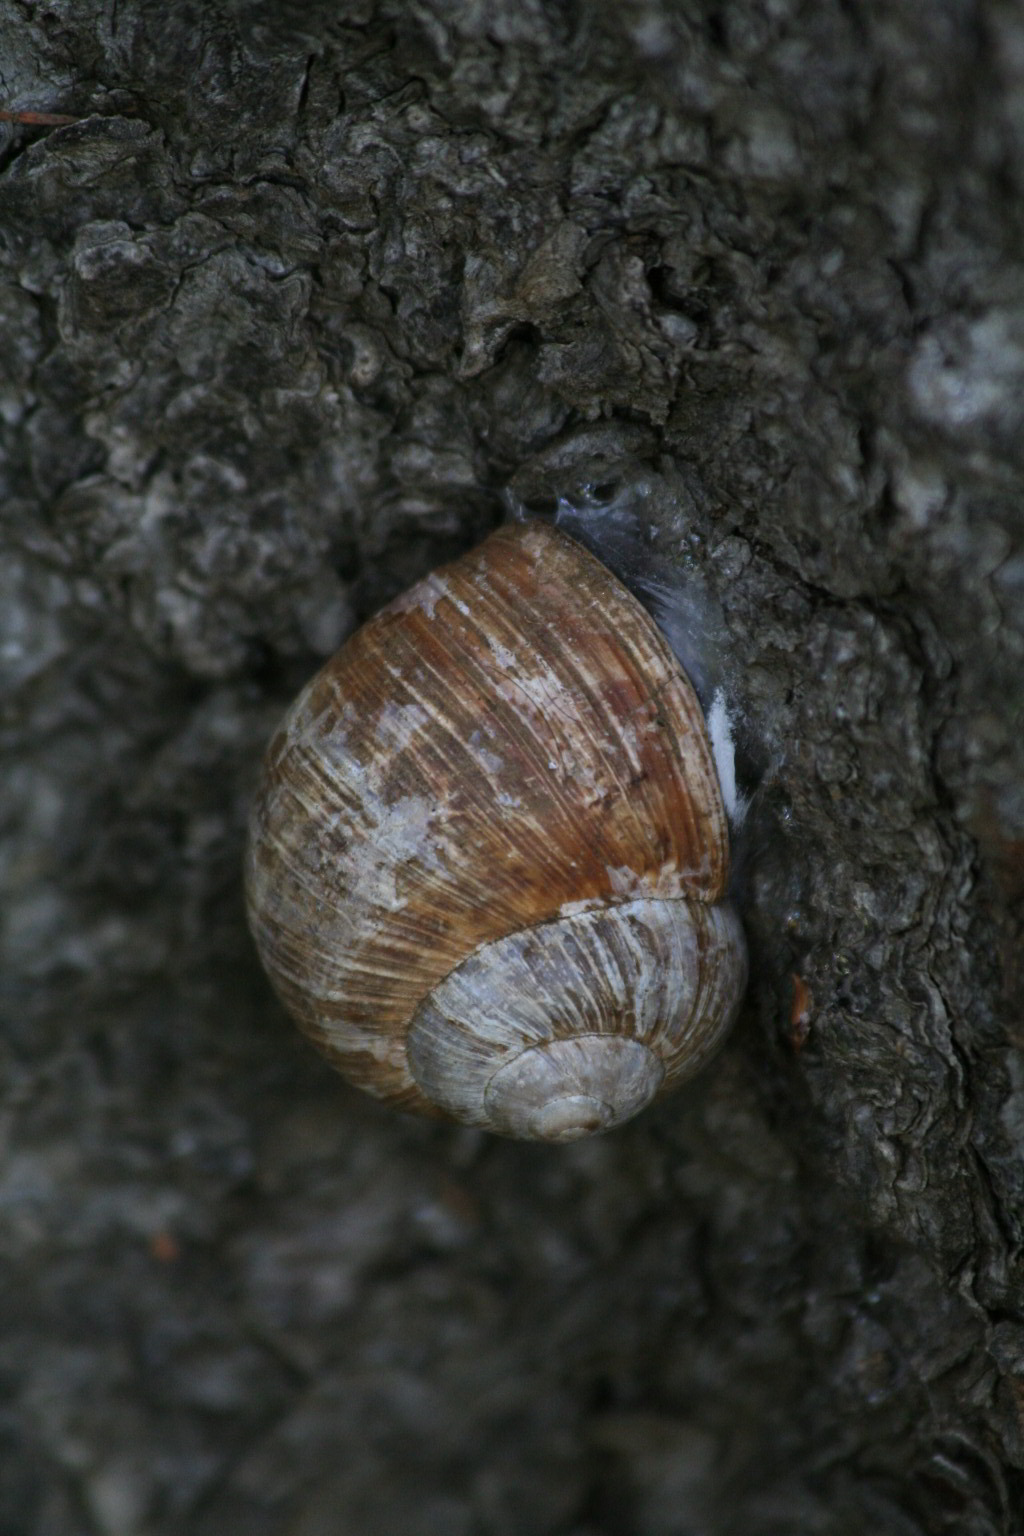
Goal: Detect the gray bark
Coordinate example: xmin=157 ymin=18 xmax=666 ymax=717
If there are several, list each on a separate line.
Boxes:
xmin=1 ymin=2 xmax=1022 ymax=1533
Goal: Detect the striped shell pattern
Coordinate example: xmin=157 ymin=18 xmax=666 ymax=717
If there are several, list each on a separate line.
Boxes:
xmin=245 ymin=520 xmax=746 ymax=1141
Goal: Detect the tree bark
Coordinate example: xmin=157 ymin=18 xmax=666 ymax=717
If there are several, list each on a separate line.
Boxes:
xmin=1 ymin=2 xmax=1022 ymax=1532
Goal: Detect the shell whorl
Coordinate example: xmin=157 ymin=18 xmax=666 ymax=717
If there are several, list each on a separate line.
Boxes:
xmin=245 ymin=519 xmax=746 ymax=1138
xmin=407 ymin=897 xmax=746 ymax=1139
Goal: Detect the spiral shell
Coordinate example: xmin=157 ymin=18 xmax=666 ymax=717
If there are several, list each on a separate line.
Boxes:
xmin=245 ymin=519 xmax=746 ymax=1140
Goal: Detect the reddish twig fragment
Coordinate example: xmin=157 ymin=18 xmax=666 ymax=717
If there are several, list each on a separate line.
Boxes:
xmin=786 ymin=973 xmax=814 ymax=1051
xmin=0 ymin=109 xmax=79 ymax=126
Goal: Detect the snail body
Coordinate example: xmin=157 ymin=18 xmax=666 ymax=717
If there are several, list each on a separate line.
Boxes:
xmin=245 ymin=519 xmax=746 ymax=1141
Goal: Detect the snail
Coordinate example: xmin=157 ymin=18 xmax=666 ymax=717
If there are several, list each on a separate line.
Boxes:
xmin=245 ymin=507 xmax=747 ymax=1142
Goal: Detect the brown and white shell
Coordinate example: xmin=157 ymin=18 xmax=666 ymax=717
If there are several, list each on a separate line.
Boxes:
xmin=245 ymin=520 xmax=747 ymax=1141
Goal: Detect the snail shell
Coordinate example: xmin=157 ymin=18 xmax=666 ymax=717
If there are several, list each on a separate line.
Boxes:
xmin=245 ymin=520 xmax=747 ymax=1141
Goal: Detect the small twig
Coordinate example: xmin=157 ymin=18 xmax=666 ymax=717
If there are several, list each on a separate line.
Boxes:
xmin=0 ymin=109 xmax=80 ymax=126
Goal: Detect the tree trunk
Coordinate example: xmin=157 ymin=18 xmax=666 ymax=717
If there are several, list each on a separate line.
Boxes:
xmin=1 ymin=3 xmax=1022 ymax=1532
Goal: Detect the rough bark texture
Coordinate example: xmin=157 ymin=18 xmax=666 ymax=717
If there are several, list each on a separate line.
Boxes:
xmin=1 ymin=3 xmax=1022 ymax=1533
